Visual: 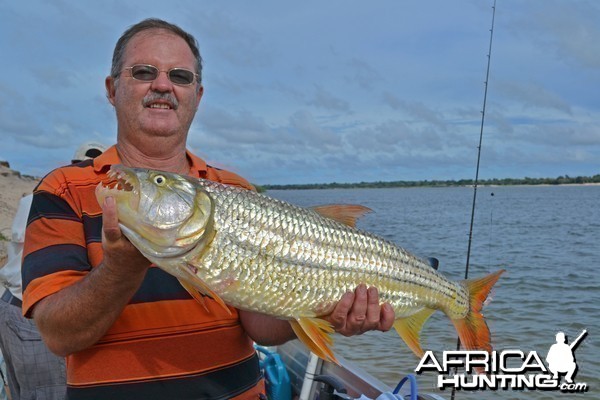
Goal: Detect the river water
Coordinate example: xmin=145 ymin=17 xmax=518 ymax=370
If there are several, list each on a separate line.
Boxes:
xmin=269 ymin=185 xmax=599 ymax=399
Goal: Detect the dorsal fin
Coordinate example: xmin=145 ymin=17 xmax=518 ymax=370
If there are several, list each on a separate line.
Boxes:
xmin=312 ymin=204 xmax=372 ymax=227
xmin=427 ymin=257 xmax=440 ymax=270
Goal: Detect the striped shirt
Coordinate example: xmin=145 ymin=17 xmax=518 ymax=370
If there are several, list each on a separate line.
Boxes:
xmin=22 ymin=146 xmax=265 ymax=400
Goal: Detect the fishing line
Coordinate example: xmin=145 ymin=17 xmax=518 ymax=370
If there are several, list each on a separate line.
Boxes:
xmin=451 ymin=1 xmax=497 ymax=399
xmin=488 ymin=192 xmax=495 ymax=269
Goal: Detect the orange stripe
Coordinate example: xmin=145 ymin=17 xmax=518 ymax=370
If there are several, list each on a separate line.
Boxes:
xmin=23 ymin=271 xmax=86 ymax=316
xmin=67 ymin=324 xmax=255 ymax=385
xmin=101 ymin=299 xmax=239 ymax=341
xmin=24 ymin=219 xmax=87 ymax=255
xmin=86 ymin=242 xmax=103 ymax=268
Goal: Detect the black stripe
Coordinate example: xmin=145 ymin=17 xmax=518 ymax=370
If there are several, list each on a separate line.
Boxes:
xmin=22 ymin=244 xmax=90 ymax=290
xmin=82 ymin=214 xmax=103 ymax=244
xmin=28 ymin=191 xmax=80 ymax=225
xmin=66 ymin=353 xmax=262 ymax=400
xmin=69 ymin=159 xmax=94 ymax=168
xmin=23 ymin=250 xmax=194 ymax=304
xmin=130 ymin=268 xmax=192 ymax=304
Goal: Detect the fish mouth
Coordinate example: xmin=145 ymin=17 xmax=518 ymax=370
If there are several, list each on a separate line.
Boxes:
xmin=96 ymin=165 xmax=140 ymax=211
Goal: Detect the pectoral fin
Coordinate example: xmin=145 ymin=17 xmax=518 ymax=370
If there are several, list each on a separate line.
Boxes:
xmin=178 ymin=279 xmax=210 ymax=312
xmin=177 ymin=264 xmax=232 ymax=315
xmin=290 ymin=317 xmax=338 ymax=364
xmin=393 ymin=308 xmax=436 ymax=358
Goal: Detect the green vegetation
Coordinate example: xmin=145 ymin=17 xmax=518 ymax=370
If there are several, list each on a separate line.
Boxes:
xmin=253 ymin=184 xmax=266 ymax=193
xmin=260 ymin=174 xmax=600 ymax=191
xmin=0 ymin=232 xmax=8 ymax=241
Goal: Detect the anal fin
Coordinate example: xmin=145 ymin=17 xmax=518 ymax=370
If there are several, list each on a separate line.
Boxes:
xmin=393 ymin=308 xmax=436 ymax=358
xmin=290 ymin=318 xmax=338 ymax=364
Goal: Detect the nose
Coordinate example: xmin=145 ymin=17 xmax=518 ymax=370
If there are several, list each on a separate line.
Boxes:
xmin=150 ymin=70 xmax=173 ymax=92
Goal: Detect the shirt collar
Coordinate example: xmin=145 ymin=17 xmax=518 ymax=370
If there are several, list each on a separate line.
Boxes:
xmin=93 ymin=145 xmax=120 ymax=173
xmin=93 ymin=145 xmax=209 ymax=178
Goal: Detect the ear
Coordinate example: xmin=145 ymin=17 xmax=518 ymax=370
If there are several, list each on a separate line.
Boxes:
xmin=105 ymin=76 xmax=117 ymax=106
xmin=195 ymin=85 xmax=204 ymax=109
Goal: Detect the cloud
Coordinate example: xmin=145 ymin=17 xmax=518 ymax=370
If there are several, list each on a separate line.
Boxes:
xmin=287 ymin=110 xmax=343 ymax=148
xmin=381 ymin=91 xmax=447 ymax=128
xmin=1 ymin=1 xmax=598 ymax=183
xmin=495 ymin=81 xmax=572 ymax=114
xmin=307 ymin=85 xmax=351 ymax=113
xmin=344 ymin=58 xmax=384 ymax=91
xmin=30 ymin=66 xmax=82 ymax=89
xmin=184 ymin=10 xmax=274 ymax=69
xmin=196 ymin=106 xmax=273 ymax=145
xmin=527 ymin=1 xmax=600 ymax=69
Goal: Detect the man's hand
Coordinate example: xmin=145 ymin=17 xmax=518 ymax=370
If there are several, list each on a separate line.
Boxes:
xmin=101 ymin=196 xmax=151 ymax=276
xmin=325 ymin=284 xmax=395 ymax=336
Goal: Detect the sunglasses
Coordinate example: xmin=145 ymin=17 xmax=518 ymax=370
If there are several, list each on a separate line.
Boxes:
xmin=122 ymin=64 xmax=199 ymax=86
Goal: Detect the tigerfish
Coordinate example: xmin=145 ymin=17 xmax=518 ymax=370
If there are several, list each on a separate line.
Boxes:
xmin=96 ymin=165 xmax=504 ymax=363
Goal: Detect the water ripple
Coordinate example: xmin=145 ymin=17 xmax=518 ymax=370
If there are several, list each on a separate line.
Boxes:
xmin=270 ymin=186 xmax=600 ymax=399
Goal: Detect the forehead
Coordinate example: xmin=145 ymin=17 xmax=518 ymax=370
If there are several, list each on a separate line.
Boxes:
xmin=123 ymin=29 xmax=196 ymax=68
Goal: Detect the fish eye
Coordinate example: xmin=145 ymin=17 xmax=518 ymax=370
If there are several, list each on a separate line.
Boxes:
xmin=153 ymin=175 xmax=166 ymax=186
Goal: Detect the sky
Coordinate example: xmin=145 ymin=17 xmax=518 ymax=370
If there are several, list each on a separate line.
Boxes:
xmin=1 ymin=0 xmax=599 ymax=185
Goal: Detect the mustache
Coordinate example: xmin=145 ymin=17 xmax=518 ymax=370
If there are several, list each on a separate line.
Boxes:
xmin=142 ymin=91 xmax=179 ymax=110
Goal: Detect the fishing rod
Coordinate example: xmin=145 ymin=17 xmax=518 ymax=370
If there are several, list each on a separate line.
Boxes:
xmin=464 ymin=0 xmax=497 ymax=279
xmin=451 ymin=1 xmax=497 ymax=399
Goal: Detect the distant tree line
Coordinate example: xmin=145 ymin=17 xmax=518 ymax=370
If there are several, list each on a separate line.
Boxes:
xmin=255 ymin=173 xmax=600 ymax=192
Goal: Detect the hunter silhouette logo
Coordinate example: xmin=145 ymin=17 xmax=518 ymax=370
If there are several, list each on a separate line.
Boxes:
xmin=415 ymin=329 xmax=589 ymax=393
xmin=546 ymin=330 xmax=587 ymax=385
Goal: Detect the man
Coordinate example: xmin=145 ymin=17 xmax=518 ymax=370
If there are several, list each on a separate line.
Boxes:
xmin=0 ymin=142 xmax=106 ymax=400
xmin=22 ymin=19 xmax=394 ymax=400
xmin=546 ymin=332 xmax=578 ymax=383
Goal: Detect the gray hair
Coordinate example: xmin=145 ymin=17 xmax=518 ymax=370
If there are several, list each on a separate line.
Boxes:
xmin=110 ymin=18 xmax=203 ymax=85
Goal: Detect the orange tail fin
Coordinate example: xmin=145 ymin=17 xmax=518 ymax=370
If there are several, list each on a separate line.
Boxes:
xmin=451 ymin=269 xmax=505 ymax=353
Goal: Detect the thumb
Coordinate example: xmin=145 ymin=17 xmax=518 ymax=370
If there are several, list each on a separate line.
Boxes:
xmin=102 ymin=196 xmax=122 ymax=242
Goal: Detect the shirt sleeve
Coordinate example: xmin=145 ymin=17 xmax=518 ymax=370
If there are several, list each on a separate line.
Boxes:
xmin=21 ymin=168 xmax=98 ymax=317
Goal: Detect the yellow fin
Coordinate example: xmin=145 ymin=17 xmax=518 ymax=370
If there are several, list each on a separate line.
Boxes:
xmin=178 ymin=278 xmax=210 ymax=312
xmin=393 ymin=308 xmax=436 ymax=358
xmin=290 ymin=318 xmax=338 ymax=364
xmin=312 ymin=204 xmax=372 ymax=227
xmin=179 ymin=264 xmax=232 ymax=315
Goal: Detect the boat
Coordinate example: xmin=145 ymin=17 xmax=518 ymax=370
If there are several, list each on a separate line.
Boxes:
xmin=257 ymin=340 xmax=446 ymax=400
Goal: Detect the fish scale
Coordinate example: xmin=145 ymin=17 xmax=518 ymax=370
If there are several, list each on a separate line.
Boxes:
xmin=96 ymin=165 xmax=504 ymax=363
xmin=192 ymin=179 xmax=467 ymax=320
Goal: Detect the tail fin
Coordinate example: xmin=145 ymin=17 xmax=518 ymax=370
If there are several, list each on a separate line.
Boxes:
xmin=451 ymin=269 xmax=505 ymax=353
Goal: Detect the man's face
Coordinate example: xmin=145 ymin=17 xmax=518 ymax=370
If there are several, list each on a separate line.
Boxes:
xmin=107 ymin=29 xmax=203 ymax=140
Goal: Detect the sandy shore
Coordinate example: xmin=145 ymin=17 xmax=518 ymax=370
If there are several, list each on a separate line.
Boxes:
xmin=0 ymin=163 xmax=39 ymax=265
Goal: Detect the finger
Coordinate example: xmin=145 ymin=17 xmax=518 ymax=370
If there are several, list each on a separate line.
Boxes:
xmin=379 ymin=303 xmax=395 ymax=332
xmin=328 ymin=291 xmax=354 ymax=331
xmin=345 ymin=284 xmax=368 ymax=332
xmin=102 ymin=197 xmax=122 ymax=242
xmin=362 ymin=286 xmax=382 ymax=331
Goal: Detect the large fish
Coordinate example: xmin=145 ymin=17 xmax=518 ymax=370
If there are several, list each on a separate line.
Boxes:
xmin=96 ymin=165 xmax=504 ymax=363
